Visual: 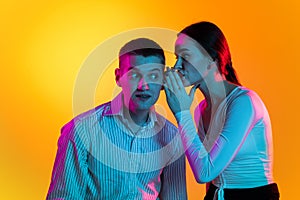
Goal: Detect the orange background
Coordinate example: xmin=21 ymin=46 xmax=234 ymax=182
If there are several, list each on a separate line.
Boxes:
xmin=1 ymin=0 xmax=299 ymax=199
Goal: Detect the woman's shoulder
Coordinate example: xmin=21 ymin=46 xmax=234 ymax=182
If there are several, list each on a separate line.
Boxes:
xmin=232 ymin=86 xmax=263 ymax=102
xmin=228 ymin=86 xmax=267 ymax=115
xmin=229 ymin=86 xmax=259 ymax=101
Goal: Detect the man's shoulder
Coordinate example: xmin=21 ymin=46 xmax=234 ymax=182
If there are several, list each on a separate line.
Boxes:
xmin=63 ymin=101 xmax=112 ymax=129
xmin=59 ymin=101 xmax=112 ymax=142
xmin=155 ymin=112 xmax=178 ymax=132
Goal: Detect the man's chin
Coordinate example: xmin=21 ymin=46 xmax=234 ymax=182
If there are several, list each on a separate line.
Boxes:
xmin=136 ymin=104 xmax=152 ymax=111
xmin=129 ymin=102 xmax=153 ymax=112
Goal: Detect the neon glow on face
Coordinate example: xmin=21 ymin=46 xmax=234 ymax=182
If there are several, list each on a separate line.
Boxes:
xmin=174 ymin=34 xmax=212 ymax=87
xmin=118 ymin=55 xmax=164 ymax=112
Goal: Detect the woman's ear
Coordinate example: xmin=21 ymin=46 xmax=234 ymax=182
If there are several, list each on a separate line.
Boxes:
xmin=207 ymin=59 xmax=218 ymax=70
xmin=115 ymin=68 xmax=121 ymax=86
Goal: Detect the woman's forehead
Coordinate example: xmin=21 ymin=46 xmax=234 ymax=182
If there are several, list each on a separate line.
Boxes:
xmin=175 ymin=34 xmax=211 ymax=58
xmin=176 ymin=34 xmax=196 ymax=45
xmin=175 ymin=34 xmax=199 ymax=51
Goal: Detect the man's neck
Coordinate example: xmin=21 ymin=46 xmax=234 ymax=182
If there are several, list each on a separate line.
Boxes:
xmin=123 ymin=107 xmax=150 ymax=127
xmin=130 ymin=109 xmax=150 ymax=126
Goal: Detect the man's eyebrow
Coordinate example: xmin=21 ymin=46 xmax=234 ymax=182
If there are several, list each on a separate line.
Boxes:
xmin=128 ymin=66 xmax=163 ymax=72
xmin=150 ymin=68 xmax=162 ymax=72
xmin=126 ymin=66 xmax=145 ymax=72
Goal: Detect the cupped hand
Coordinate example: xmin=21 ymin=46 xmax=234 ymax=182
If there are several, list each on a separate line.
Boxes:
xmin=164 ymin=69 xmax=198 ymax=115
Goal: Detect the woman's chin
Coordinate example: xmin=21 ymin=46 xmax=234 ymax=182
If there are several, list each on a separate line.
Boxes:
xmin=181 ymin=76 xmax=199 ymax=87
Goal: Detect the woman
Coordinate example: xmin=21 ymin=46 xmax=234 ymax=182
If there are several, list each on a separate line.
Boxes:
xmin=164 ymin=21 xmax=279 ymax=200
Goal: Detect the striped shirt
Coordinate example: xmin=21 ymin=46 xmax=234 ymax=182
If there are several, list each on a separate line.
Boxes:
xmin=47 ymin=93 xmax=187 ymax=200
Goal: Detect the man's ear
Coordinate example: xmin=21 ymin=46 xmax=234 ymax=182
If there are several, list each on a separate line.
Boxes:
xmin=161 ymin=70 xmax=166 ymax=90
xmin=115 ymin=68 xmax=121 ymax=86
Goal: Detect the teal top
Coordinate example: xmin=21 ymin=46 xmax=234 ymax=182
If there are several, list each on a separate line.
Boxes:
xmin=176 ymin=86 xmax=274 ymax=200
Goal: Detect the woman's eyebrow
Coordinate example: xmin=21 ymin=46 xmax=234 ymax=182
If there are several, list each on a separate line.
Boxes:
xmin=175 ymin=47 xmax=190 ymax=54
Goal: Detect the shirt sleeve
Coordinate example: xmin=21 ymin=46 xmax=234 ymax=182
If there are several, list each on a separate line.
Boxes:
xmin=159 ymin=154 xmax=187 ymax=200
xmin=46 ymin=119 xmax=89 ymax=199
xmin=175 ymin=94 xmax=255 ymax=183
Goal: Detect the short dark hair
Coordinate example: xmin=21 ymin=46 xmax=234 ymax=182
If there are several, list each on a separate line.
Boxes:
xmin=118 ymin=38 xmax=165 ymax=68
xmin=180 ymin=21 xmax=241 ymax=85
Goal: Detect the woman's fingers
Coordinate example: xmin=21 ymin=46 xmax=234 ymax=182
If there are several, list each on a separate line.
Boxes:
xmin=165 ymin=74 xmax=174 ymax=92
xmin=164 ymin=74 xmax=181 ymax=114
xmin=189 ymin=84 xmax=198 ymax=99
xmin=167 ymin=71 xmax=179 ymax=92
xmin=163 ymin=80 xmax=171 ymax=97
xmin=164 ymin=70 xmax=196 ymax=114
xmin=173 ymin=71 xmax=185 ymax=90
xmin=166 ymin=70 xmax=185 ymax=93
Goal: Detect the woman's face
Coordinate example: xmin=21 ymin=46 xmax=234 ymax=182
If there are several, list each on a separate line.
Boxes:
xmin=174 ymin=33 xmax=213 ymax=87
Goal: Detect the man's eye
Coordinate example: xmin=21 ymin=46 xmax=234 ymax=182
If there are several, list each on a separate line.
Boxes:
xmin=149 ymin=73 xmax=160 ymax=80
xmin=129 ymin=72 xmax=140 ymax=79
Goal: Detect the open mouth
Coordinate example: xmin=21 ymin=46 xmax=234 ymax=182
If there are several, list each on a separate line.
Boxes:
xmin=135 ymin=93 xmax=151 ymax=100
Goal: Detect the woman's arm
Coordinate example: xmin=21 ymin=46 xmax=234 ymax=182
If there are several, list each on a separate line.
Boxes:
xmin=175 ymin=94 xmax=255 ymax=183
xmin=164 ymin=71 xmax=256 ymax=183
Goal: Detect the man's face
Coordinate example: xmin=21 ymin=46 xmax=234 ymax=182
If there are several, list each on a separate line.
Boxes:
xmin=117 ymin=54 xmax=164 ymax=112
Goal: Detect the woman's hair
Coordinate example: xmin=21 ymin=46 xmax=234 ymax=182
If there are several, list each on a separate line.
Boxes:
xmin=179 ymin=21 xmax=241 ymax=85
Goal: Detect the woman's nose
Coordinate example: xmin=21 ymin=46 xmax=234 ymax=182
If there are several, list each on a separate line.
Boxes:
xmin=174 ymin=58 xmax=183 ymax=70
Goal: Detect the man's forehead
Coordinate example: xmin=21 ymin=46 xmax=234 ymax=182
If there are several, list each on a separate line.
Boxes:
xmin=121 ymin=54 xmax=164 ymax=71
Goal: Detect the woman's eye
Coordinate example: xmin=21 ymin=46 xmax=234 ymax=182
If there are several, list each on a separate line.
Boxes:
xmin=182 ymin=54 xmax=189 ymax=60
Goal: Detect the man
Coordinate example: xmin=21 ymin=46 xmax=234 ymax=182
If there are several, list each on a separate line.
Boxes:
xmin=46 ymin=38 xmax=187 ymax=199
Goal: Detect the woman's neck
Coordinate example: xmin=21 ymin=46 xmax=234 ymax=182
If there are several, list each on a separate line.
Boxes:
xmin=199 ymin=80 xmax=238 ymax=110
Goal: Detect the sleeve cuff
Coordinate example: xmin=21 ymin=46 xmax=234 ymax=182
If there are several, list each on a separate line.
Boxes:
xmin=175 ymin=110 xmax=192 ymax=124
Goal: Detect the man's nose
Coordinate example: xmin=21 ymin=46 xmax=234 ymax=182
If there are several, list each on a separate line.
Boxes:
xmin=137 ymin=77 xmax=149 ymax=90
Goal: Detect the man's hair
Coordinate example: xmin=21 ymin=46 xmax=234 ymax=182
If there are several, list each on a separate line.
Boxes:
xmin=118 ymin=38 xmax=165 ymax=68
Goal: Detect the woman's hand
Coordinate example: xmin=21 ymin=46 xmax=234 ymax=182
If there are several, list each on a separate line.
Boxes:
xmin=164 ymin=69 xmax=198 ymax=115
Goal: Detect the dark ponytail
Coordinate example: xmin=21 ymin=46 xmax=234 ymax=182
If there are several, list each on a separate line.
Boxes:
xmin=225 ymin=61 xmax=241 ymax=85
xmin=180 ymin=21 xmax=241 ymax=85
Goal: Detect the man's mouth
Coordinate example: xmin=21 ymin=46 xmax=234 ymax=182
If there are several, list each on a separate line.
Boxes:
xmin=135 ymin=93 xmax=151 ymax=99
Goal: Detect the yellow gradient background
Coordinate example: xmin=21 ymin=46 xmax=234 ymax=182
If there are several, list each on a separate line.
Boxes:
xmin=1 ymin=0 xmax=299 ymax=199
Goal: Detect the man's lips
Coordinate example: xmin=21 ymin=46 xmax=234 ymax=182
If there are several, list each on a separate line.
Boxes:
xmin=134 ymin=93 xmax=151 ymax=99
